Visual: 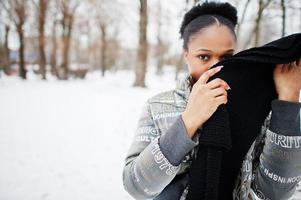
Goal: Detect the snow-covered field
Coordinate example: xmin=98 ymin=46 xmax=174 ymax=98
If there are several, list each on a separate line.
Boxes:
xmin=0 ymin=69 xmax=176 ymax=200
xmin=0 ymin=69 xmax=300 ymax=200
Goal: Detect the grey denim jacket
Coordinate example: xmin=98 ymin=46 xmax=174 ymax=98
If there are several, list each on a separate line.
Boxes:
xmin=122 ymin=73 xmax=301 ymax=200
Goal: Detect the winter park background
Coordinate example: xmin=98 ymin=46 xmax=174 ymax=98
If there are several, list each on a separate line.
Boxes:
xmin=0 ymin=0 xmax=301 ymax=200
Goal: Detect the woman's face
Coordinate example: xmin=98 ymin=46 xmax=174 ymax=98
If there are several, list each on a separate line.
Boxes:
xmin=184 ymin=25 xmax=236 ymax=81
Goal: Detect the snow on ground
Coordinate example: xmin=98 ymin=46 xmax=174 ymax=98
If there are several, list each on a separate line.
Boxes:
xmin=0 ymin=68 xmax=177 ymax=200
xmin=0 ymin=68 xmax=300 ymax=200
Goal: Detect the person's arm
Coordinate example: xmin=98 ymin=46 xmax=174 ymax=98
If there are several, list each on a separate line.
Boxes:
xmin=122 ymin=102 xmax=199 ymax=199
xmin=252 ymin=99 xmax=301 ymax=200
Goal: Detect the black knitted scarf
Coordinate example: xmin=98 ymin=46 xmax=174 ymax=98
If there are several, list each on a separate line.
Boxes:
xmin=186 ymin=33 xmax=301 ymax=200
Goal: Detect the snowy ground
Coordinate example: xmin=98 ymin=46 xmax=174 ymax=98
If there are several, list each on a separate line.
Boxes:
xmin=0 ymin=69 xmax=176 ymax=200
xmin=0 ymin=69 xmax=300 ymax=200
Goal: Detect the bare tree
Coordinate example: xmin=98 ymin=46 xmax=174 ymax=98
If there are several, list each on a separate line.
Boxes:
xmin=32 ymin=0 xmax=49 ymax=80
xmin=242 ymin=0 xmax=273 ymax=48
xmin=254 ymin=0 xmax=274 ymax=46
xmin=88 ymin=0 xmax=121 ymax=76
xmin=99 ymin=23 xmax=107 ymax=77
xmin=133 ymin=0 xmax=148 ymax=87
xmin=155 ymin=1 xmax=164 ymax=75
xmin=174 ymin=0 xmax=192 ymax=80
xmin=47 ymin=0 xmax=60 ymax=76
xmin=299 ymin=7 xmax=301 ymax=30
xmin=0 ymin=3 xmax=11 ymax=75
xmin=94 ymin=3 xmax=108 ymax=77
xmin=56 ymin=0 xmax=79 ymax=80
xmin=0 ymin=0 xmax=29 ymax=79
xmin=236 ymin=0 xmax=251 ymax=39
xmin=2 ymin=25 xmax=10 ymax=74
xmin=50 ymin=19 xmax=58 ymax=76
xmin=281 ymin=0 xmax=286 ymax=36
xmin=37 ymin=0 xmax=48 ymax=79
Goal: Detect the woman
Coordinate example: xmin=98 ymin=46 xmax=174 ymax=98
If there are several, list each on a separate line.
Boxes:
xmin=122 ymin=2 xmax=301 ymax=200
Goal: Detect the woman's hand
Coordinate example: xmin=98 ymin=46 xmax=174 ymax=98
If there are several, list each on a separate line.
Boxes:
xmin=181 ymin=66 xmax=231 ymax=138
xmin=273 ymin=58 xmax=301 ymax=102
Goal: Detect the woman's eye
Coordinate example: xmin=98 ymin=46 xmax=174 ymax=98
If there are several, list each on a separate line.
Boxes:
xmin=198 ymin=55 xmax=210 ymax=61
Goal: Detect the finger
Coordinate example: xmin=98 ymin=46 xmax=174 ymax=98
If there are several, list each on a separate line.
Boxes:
xmin=215 ymin=94 xmax=228 ymax=105
xmin=197 ymin=66 xmax=223 ymax=85
xmin=210 ymin=87 xmax=228 ymax=98
xmin=207 ymin=78 xmax=231 ymax=90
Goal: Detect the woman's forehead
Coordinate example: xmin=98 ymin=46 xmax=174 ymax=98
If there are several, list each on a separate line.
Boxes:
xmin=188 ymin=25 xmax=236 ymax=53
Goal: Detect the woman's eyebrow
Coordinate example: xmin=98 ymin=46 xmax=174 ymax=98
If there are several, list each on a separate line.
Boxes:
xmin=223 ymin=49 xmax=235 ymax=53
xmin=196 ymin=49 xmax=212 ymax=52
xmin=195 ymin=48 xmax=235 ymax=53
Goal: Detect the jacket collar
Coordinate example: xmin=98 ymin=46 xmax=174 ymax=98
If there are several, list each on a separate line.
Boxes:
xmin=175 ymin=73 xmax=194 ymax=103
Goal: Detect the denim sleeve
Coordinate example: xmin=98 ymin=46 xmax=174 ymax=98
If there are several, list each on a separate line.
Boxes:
xmin=159 ymin=115 xmax=199 ymax=166
xmin=122 ymin=103 xmax=198 ymax=199
xmin=252 ymin=99 xmax=301 ymax=200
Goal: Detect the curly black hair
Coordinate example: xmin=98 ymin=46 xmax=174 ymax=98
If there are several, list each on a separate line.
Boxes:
xmin=180 ymin=2 xmax=238 ymax=50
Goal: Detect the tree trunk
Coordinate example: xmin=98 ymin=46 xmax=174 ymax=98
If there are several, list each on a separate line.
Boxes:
xmin=175 ymin=53 xmax=184 ymax=81
xmin=60 ymin=15 xmax=74 ymax=80
xmin=299 ymin=7 xmax=301 ymax=30
xmin=254 ymin=0 xmax=263 ymax=47
xmin=100 ymin=25 xmax=107 ymax=77
xmin=4 ymin=25 xmax=10 ymax=75
xmin=57 ymin=0 xmax=78 ymax=80
xmin=236 ymin=0 xmax=251 ymax=39
xmin=281 ymin=0 xmax=286 ymax=37
xmin=156 ymin=1 xmax=164 ymax=76
xmin=61 ymin=35 xmax=70 ymax=80
xmin=1 ymin=0 xmax=28 ymax=78
xmin=38 ymin=0 xmax=48 ymax=80
xmin=253 ymin=0 xmax=272 ymax=47
xmin=133 ymin=0 xmax=148 ymax=87
xmin=17 ymin=24 xmax=26 ymax=79
xmin=50 ymin=20 xmax=57 ymax=76
xmin=156 ymin=37 xmax=164 ymax=76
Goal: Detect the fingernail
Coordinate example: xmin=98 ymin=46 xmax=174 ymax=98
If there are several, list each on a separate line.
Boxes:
xmin=216 ymin=66 xmax=223 ymax=71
